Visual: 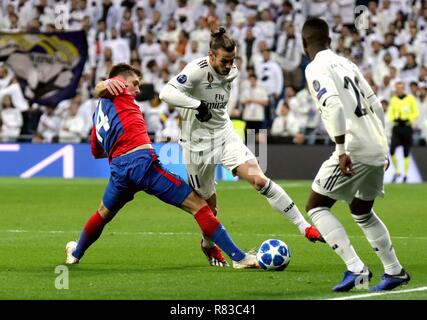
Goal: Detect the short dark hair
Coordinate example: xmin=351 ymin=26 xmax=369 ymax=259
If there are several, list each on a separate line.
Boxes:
xmin=109 ymin=63 xmax=141 ymax=79
xmin=210 ymin=26 xmax=236 ymax=53
xmin=302 ymin=17 xmax=330 ymax=48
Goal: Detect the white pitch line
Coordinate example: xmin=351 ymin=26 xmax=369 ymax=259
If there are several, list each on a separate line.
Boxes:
xmin=218 ymin=183 xmax=309 ymax=189
xmin=327 ymin=286 xmax=427 ymax=300
xmin=1 ymin=229 xmax=427 ymax=241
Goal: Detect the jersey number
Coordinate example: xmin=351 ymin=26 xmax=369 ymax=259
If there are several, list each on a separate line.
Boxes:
xmin=343 ymin=76 xmax=367 ymax=118
xmin=95 ymin=101 xmax=110 ymax=143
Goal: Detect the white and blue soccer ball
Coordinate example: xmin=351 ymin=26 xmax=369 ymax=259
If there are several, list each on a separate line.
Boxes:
xmin=256 ymin=239 xmax=291 ymax=271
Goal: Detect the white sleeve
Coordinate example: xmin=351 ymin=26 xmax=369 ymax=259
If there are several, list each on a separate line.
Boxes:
xmin=305 ymin=65 xmax=346 ymax=138
xmin=320 ymin=95 xmax=346 ymax=138
xmin=159 ymin=61 xmax=203 ymax=109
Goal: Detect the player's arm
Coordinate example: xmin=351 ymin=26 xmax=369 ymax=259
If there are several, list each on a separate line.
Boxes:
xmin=321 ymin=95 xmax=353 ymax=176
xmin=159 ymin=62 xmax=202 ymax=109
xmin=94 ymin=78 xmax=126 ymax=98
xmin=159 ymin=62 xmax=211 ymax=122
xmin=90 ymin=126 xmax=107 ymax=159
xmin=306 ymin=67 xmax=353 ymax=176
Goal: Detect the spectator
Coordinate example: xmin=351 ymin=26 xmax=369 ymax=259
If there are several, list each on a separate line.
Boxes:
xmin=271 ymin=100 xmax=299 ymax=143
xmin=33 ymin=105 xmax=61 ymax=143
xmin=254 ymin=48 xmax=283 ymax=128
xmin=156 ymin=105 xmax=180 ymax=143
xmin=58 ymin=96 xmax=86 ymax=143
xmin=276 ymin=22 xmax=303 ymax=89
xmin=0 ymin=94 xmax=23 ymax=142
xmin=140 ymin=92 xmax=167 ymax=140
xmin=239 ymin=74 xmax=268 ymax=142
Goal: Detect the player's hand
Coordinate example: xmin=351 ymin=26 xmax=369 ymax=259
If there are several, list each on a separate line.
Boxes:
xmin=104 ymin=78 xmax=126 ymax=96
xmin=384 ymin=156 xmax=390 ymax=172
xmin=339 ymin=153 xmax=355 ymax=177
xmin=195 ymin=100 xmax=212 ymax=122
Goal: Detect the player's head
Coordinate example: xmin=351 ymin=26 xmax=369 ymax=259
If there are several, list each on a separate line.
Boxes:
xmin=109 ymin=63 xmax=142 ymax=97
xmin=208 ymin=27 xmax=236 ymax=75
xmin=301 ymin=18 xmax=331 ymax=60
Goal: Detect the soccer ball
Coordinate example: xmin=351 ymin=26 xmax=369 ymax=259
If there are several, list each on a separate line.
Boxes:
xmin=256 ymin=239 xmax=291 ymax=271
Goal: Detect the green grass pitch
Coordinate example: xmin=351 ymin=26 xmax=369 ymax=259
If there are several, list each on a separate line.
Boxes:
xmin=0 ymin=178 xmax=426 ymax=300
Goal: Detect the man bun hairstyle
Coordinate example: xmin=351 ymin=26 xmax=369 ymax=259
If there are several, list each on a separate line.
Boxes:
xmin=109 ymin=63 xmax=142 ymax=79
xmin=210 ymin=26 xmax=236 ymax=53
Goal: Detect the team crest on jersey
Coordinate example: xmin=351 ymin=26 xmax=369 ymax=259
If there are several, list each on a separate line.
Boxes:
xmin=177 ymin=74 xmax=187 ymax=84
xmin=313 ymin=80 xmax=321 ymax=92
xmin=227 ymin=83 xmax=231 ymax=90
xmin=206 ymin=72 xmax=214 ymax=89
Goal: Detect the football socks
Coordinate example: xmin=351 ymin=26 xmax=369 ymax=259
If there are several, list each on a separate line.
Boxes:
xmin=194 ymin=205 xmax=245 ymax=262
xmin=309 ymin=207 xmax=365 ymax=273
xmin=260 ymin=179 xmax=311 ymax=235
xmin=352 ymin=210 xmax=403 ymax=275
xmin=73 ymin=211 xmax=107 ymax=259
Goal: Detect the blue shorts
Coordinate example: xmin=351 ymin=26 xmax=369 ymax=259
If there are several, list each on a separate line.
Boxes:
xmin=103 ymin=149 xmax=193 ymax=212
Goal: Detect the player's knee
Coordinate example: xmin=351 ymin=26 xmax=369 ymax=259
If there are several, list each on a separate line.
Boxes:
xmin=349 ymin=198 xmax=373 ymax=215
xmin=98 ymin=203 xmax=115 ymax=222
xmin=305 ymin=202 xmax=314 ymax=213
xmin=206 ymin=202 xmax=218 ymax=216
xmin=250 ymin=175 xmax=268 ymax=191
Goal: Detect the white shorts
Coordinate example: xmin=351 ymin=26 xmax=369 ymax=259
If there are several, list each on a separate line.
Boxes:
xmin=182 ymin=133 xmax=255 ymax=199
xmin=312 ymin=156 xmax=385 ymax=203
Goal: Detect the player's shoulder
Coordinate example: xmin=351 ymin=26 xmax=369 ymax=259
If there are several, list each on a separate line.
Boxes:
xmin=189 ymin=56 xmax=209 ymax=70
xmin=305 ymin=59 xmax=327 ymax=79
xmin=181 ymin=56 xmax=208 ymax=79
xmin=305 ymin=53 xmax=330 ymax=75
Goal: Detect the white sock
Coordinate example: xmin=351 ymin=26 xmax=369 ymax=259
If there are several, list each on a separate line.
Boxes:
xmin=308 ymin=207 xmax=365 ymax=273
xmin=260 ymin=179 xmax=310 ymax=235
xmin=352 ymin=210 xmax=403 ymax=275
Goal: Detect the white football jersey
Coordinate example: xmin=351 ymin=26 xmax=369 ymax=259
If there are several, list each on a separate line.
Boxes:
xmin=305 ymin=49 xmax=388 ymax=166
xmin=162 ymin=56 xmax=238 ymax=151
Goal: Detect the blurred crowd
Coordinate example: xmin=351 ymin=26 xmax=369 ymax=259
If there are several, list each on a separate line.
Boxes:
xmin=0 ymin=0 xmax=426 ymax=146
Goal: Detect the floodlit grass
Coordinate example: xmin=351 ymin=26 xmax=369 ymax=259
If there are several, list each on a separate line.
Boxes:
xmin=0 ymin=178 xmax=426 ymax=300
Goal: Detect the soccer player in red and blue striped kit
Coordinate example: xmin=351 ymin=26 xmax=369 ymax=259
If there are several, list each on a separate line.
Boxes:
xmin=65 ymin=63 xmax=258 ymax=269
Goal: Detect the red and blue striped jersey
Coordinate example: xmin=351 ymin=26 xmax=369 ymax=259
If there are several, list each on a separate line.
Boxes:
xmin=91 ymin=89 xmax=151 ymax=161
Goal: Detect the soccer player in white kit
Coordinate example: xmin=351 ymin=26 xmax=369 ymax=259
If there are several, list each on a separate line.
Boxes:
xmin=160 ymin=27 xmax=324 ymax=268
xmin=302 ymin=18 xmax=410 ymax=291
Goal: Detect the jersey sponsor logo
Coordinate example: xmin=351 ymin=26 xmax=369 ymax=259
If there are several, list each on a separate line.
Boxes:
xmin=316 ymin=88 xmax=327 ymax=100
xmin=313 ymin=80 xmax=321 ymax=92
xmin=206 ymin=72 xmax=214 ymax=89
xmin=206 ymin=101 xmax=228 ymax=109
xmin=177 ymin=74 xmax=187 ymax=84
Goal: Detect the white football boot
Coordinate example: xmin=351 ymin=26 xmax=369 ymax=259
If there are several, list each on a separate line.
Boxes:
xmin=232 ymin=253 xmax=259 ymax=269
xmin=65 ymin=241 xmax=79 ymax=265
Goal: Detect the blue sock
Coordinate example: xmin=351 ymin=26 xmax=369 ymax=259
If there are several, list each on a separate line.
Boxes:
xmin=211 ymin=224 xmax=246 ymax=262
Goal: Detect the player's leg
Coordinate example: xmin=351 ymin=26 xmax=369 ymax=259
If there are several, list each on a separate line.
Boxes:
xmin=66 ymin=181 xmax=134 ymax=264
xmin=143 ymin=159 xmax=257 ymax=268
xmin=220 ymin=133 xmax=323 ymax=242
xmin=402 ymin=126 xmax=413 ymax=182
xmin=185 ymin=156 xmax=226 ymax=265
xmin=307 ymin=159 xmax=371 ymax=291
xmin=234 ymin=158 xmax=323 ymax=242
xmin=350 ymin=168 xmax=410 ymax=290
xmin=198 ymin=193 xmax=227 ymax=266
xmin=390 ymin=127 xmax=400 ymax=182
